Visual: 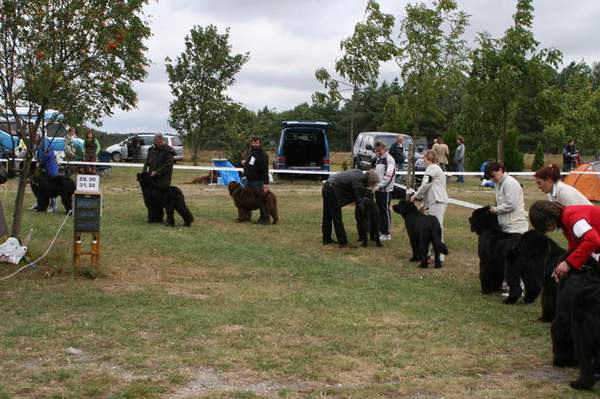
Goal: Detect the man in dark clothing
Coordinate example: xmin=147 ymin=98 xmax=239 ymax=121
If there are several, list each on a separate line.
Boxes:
xmin=243 ymin=136 xmax=270 ymax=224
xmin=322 ymin=169 xmax=380 ymax=248
xmin=143 ymin=134 xmax=176 ymax=188
xmin=562 ymin=138 xmax=577 ymax=172
xmin=128 ymin=134 xmax=142 ymax=161
xmin=389 ymin=135 xmax=405 ymax=169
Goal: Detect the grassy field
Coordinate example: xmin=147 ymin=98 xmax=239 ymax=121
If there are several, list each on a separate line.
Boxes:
xmin=0 ymin=163 xmax=597 ymax=399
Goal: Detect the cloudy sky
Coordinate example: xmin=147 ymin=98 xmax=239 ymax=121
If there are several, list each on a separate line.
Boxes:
xmin=99 ymin=0 xmax=600 ymax=133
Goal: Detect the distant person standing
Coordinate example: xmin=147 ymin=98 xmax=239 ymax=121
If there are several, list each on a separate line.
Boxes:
xmin=562 ymin=138 xmax=578 ymax=172
xmin=432 ymin=135 xmax=449 ymax=172
xmin=84 ymin=130 xmax=101 ymax=174
xmin=63 ymin=127 xmax=78 ymax=177
xmin=389 ymin=135 xmax=405 ymax=172
xmin=143 ymin=133 xmax=176 ymax=187
xmin=370 ymin=141 xmax=396 ymax=241
xmin=454 ymin=135 xmax=465 ymax=183
xmin=242 ymin=136 xmax=270 ymax=224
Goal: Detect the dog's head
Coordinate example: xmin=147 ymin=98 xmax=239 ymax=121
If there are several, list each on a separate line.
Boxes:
xmin=137 ymin=172 xmax=152 ymax=187
xmin=228 ymin=181 xmax=242 ymax=196
xmin=392 ymin=199 xmax=419 ymax=216
xmin=469 ymin=206 xmax=501 ymax=234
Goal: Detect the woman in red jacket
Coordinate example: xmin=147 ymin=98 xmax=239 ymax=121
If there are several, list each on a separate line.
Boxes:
xmin=529 ymin=200 xmax=600 ymax=281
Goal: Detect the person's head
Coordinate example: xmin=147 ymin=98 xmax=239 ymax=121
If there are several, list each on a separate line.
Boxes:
xmin=534 ymin=164 xmax=561 ymax=194
xmin=436 ymin=135 xmax=444 ymax=145
xmin=487 ymin=161 xmax=505 ymax=183
xmin=423 ymin=150 xmax=438 ymax=166
xmin=374 ymin=141 xmax=387 ymax=157
xmin=568 ymin=138 xmax=575 ymax=146
xmin=396 ymin=135 xmax=404 ymax=144
xmin=67 ymin=127 xmax=75 ymax=137
xmin=365 ymin=170 xmax=380 ymax=189
xmin=154 ymin=133 xmax=164 ymax=146
xmin=529 ymin=200 xmax=564 ymax=233
xmin=250 ymin=136 xmax=262 ymax=151
xmin=86 ymin=130 xmax=94 ymax=139
xmin=457 ymin=135 xmax=464 ymax=145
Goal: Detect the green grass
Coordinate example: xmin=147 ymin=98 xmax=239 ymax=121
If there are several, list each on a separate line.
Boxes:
xmin=0 ymin=166 xmax=596 ymax=398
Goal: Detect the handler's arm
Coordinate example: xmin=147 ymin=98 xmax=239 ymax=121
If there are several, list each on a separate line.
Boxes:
xmin=566 ymin=220 xmax=600 ymax=269
xmin=493 ymin=180 xmax=517 ymax=214
xmin=414 ymin=173 xmax=432 ymax=200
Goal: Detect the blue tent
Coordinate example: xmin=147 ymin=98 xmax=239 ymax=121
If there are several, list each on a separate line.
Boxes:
xmin=212 ymin=159 xmax=241 ymax=186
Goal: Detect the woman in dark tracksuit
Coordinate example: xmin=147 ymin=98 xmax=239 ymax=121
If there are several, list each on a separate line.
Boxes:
xmin=322 ymin=169 xmax=379 ymax=248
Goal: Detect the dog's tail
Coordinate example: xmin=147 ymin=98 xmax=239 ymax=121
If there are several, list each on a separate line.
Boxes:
xmin=270 ymin=191 xmax=279 ymax=224
xmin=433 ymin=225 xmax=449 ymax=255
xmin=174 ymin=187 xmax=194 ymax=227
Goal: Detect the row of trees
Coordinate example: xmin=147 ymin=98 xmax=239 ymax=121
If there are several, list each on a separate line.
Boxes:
xmin=167 ymin=0 xmax=600 ymax=175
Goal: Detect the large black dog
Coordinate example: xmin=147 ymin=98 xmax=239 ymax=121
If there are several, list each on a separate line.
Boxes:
xmin=137 ymin=172 xmax=193 ymax=227
xmin=30 ymin=174 xmax=76 ymax=213
xmin=469 ymin=206 xmax=523 ymax=298
xmin=508 ymin=230 xmax=566 ymax=321
xmin=354 ymin=189 xmax=382 ymax=247
xmin=392 ymin=200 xmax=448 ymax=268
xmin=552 ymin=271 xmax=600 ymax=390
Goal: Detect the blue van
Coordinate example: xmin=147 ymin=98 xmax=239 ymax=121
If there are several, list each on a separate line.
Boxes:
xmin=274 ymin=121 xmax=332 ymax=173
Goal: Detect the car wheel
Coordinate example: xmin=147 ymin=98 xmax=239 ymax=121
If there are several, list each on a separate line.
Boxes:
xmin=111 ymin=152 xmax=122 ymax=162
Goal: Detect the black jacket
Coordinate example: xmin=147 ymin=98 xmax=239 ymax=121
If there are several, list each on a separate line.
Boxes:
xmin=326 ymin=169 xmax=369 ymax=207
xmin=244 ymin=148 xmax=269 ymax=184
xmin=389 ymin=142 xmax=404 ymax=164
xmin=143 ymin=144 xmax=176 ymax=188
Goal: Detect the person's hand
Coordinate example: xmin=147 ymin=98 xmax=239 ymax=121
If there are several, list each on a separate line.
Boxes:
xmin=263 ymin=185 xmax=269 ymax=193
xmin=552 ymin=261 xmax=570 ymax=283
xmin=489 ymin=207 xmax=497 ymax=214
xmin=150 ymin=171 xmax=157 ymax=177
xmin=241 ymin=160 xmax=246 ymax=166
xmin=410 ymin=194 xmax=416 ymax=202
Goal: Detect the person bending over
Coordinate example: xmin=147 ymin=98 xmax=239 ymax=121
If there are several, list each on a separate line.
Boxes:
xmin=529 ymin=201 xmax=600 ymax=281
xmin=322 ymin=169 xmax=379 ymax=248
xmin=534 ymin=164 xmax=591 ymax=206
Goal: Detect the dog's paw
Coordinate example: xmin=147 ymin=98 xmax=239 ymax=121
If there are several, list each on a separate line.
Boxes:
xmin=418 ymin=262 xmax=428 ymax=268
xmin=376 ymin=242 xmax=383 ymax=247
xmin=570 ymin=380 xmax=593 ymax=390
xmin=409 ymin=257 xmax=419 ymax=262
xmin=503 ymin=296 xmax=519 ymax=304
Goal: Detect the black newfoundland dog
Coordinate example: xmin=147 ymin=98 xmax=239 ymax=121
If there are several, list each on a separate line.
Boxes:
xmin=508 ymin=230 xmax=566 ymax=321
xmin=552 ymin=271 xmax=600 ymax=390
xmin=354 ymin=189 xmax=382 ymax=247
xmin=30 ymin=174 xmax=76 ymax=213
xmin=469 ymin=206 xmax=525 ymax=299
xmin=137 ymin=172 xmax=193 ymax=227
xmin=392 ymin=200 xmax=448 ymax=268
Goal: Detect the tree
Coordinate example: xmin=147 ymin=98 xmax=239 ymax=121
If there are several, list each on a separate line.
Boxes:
xmin=314 ymin=0 xmax=396 ymax=149
xmin=0 ymin=0 xmax=151 ymax=237
xmin=531 ymin=141 xmax=545 ymax=171
xmin=165 ymin=25 xmax=249 ymax=165
xmin=396 ymin=0 xmax=469 ymax=186
xmin=461 ymin=0 xmax=560 ymax=167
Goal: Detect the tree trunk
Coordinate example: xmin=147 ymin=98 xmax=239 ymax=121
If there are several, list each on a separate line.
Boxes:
xmin=11 ymin=153 xmax=33 ymax=239
xmin=498 ymin=105 xmax=508 ymax=165
xmin=0 ymin=198 xmax=8 ymax=237
xmin=349 ymin=86 xmax=358 ymax=151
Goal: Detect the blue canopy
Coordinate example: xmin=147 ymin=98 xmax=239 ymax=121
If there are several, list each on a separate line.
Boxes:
xmin=212 ymin=159 xmax=241 ymax=186
xmin=0 ymin=130 xmax=20 ymax=151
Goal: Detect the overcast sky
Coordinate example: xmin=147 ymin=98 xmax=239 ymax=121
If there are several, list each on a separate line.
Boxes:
xmin=99 ymin=0 xmax=600 ymax=133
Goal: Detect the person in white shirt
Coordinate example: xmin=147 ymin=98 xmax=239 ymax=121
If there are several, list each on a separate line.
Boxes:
xmin=370 ymin=141 xmax=397 ymax=241
xmin=534 ymin=164 xmax=591 ymax=206
xmin=488 ymin=161 xmax=529 ymax=234
xmin=410 ymin=150 xmax=449 ymax=262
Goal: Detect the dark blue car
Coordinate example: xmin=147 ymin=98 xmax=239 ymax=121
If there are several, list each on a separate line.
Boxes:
xmin=274 ymin=121 xmax=332 ymax=174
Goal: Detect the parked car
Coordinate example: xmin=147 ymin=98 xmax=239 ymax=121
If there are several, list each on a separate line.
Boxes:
xmin=273 ymin=121 xmax=332 ymax=174
xmin=352 ymin=132 xmax=426 ymax=172
xmin=106 ymin=134 xmax=184 ymax=162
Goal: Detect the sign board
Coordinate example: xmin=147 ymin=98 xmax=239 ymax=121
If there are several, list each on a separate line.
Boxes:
xmin=76 ymin=174 xmax=100 ymax=193
xmin=74 ymin=193 xmax=102 ymax=232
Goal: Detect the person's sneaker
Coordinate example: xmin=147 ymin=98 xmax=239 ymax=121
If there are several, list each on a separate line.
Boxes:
xmin=29 ymin=204 xmax=38 ymax=210
xmin=323 ymin=239 xmax=337 ymax=245
xmin=379 ymin=234 xmax=391 ymax=241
